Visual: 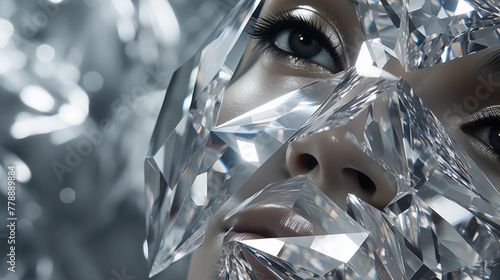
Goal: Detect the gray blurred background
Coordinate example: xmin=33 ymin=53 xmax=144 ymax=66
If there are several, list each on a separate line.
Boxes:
xmin=0 ymin=0 xmax=237 ymax=279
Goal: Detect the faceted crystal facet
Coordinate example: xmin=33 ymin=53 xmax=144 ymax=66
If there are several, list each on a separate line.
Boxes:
xmin=213 ymin=176 xmax=373 ymax=279
xmin=296 ymin=68 xmax=500 ymax=211
xmin=214 ymin=69 xmax=500 ymax=279
xmin=146 ymin=0 xmax=500 ymax=277
xmin=355 ymin=0 xmax=500 ymax=70
xmin=144 ymin=0 xmax=263 ymax=275
xmin=144 ymin=0 xmax=346 ymax=276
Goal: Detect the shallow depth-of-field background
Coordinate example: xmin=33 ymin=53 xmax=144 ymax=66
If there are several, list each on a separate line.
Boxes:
xmin=0 ymin=0 xmax=236 ymax=279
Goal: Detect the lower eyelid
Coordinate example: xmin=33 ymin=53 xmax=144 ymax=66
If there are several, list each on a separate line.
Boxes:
xmin=265 ymin=43 xmax=341 ymax=74
xmin=463 ymin=132 xmax=500 ymax=164
xmin=463 ymin=126 xmax=491 ymax=142
xmin=476 ymin=141 xmax=500 ymax=163
xmin=258 ymin=43 xmax=338 ymax=74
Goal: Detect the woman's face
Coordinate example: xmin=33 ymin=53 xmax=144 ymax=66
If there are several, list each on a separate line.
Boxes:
xmin=189 ymin=0 xmax=500 ymax=278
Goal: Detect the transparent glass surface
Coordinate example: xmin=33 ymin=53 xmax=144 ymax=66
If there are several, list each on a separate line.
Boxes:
xmin=356 ymin=0 xmax=500 ymax=70
xmin=214 ymin=68 xmax=500 ymax=279
xmin=145 ymin=0 xmax=500 ymax=278
xmin=144 ymin=0 xmax=345 ymax=276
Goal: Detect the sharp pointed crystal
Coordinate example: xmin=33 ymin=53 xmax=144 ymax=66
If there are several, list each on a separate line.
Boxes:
xmin=355 ymin=0 xmax=500 ymax=70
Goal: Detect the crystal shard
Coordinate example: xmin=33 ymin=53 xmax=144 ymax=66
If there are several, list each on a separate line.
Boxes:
xmin=355 ymin=0 xmax=500 ymax=70
xmin=213 ymin=76 xmax=344 ymax=167
xmin=215 ymin=68 xmax=500 ymax=279
xmin=295 ymin=68 xmax=500 ymax=210
xmin=213 ymin=176 xmax=373 ymax=279
xmin=144 ymin=0 xmax=263 ymax=275
xmin=144 ymin=0 xmax=345 ymax=275
xmin=147 ymin=0 xmax=500 ymax=277
xmin=348 ymin=192 xmax=500 ymax=279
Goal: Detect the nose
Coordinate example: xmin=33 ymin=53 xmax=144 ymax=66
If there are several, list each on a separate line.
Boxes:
xmin=286 ymin=126 xmax=396 ymax=209
xmin=383 ymin=58 xmax=407 ymax=77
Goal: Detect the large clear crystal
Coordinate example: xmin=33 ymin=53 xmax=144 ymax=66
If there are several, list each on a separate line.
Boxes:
xmin=214 ymin=68 xmax=500 ymax=279
xmin=144 ymin=0 xmax=345 ymax=276
xmin=355 ymin=0 xmax=500 ymax=70
xmin=296 ymin=68 xmax=500 ymax=210
xmin=144 ymin=0 xmax=262 ymax=275
xmin=146 ymin=0 xmax=500 ymax=277
xmin=213 ymin=176 xmax=372 ymax=279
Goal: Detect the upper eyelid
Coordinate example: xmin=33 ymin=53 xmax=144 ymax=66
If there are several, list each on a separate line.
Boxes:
xmin=462 ymin=126 xmax=500 ymax=164
xmin=459 ymin=107 xmax=500 ymax=165
xmin=250 ymin=11 xmax=331 ymax=44
xmin=464 ymin=132 xmax=500 ymax=163
xmin=461 ymin=105 xmax=500 ymax=128
xmin=248 ymin=9 xmax=345 ymax=67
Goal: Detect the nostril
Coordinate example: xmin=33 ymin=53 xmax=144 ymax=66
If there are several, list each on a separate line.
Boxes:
xmin=344 ymin=168 xmax=377 ymax=195
xmin=297 ymin=154 xmax=319 ymax=172
xmin=356 ymin=171 xmax=376 ymax=194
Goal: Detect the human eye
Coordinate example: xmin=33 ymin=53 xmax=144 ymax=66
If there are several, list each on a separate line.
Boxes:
xmin=462 ymin=106 xmax=500 ymax=164
xmin=249 ymin=9 xmax=346 ymax=73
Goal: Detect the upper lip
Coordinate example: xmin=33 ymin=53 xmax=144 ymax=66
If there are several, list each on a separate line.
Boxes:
xmin=223 ymin=203 xmax=326 ymax=241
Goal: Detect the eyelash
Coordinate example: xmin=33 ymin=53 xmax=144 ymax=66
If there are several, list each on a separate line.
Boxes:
xmin=462 ymin=109 xmax=500 ymax=163
xmin=247 ymin=11 xmax=344 ymax=71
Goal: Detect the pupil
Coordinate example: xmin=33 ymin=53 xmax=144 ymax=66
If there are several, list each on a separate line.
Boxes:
xmin=289 ymin=30 xmax=322 ymax=58
xmin=489 ymin=127 xmax=500 ymax=153
xmin=298 ymin=34 xmax=312 ymax=45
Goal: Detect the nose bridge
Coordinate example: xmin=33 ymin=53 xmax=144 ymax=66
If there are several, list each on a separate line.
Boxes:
xmin=383 ymin=58 xmax=406 ymax=77
xmin=287 ymin=126 xmax=356 ymax=174
xmin=286 ymin=124 xmax=396 ymax=209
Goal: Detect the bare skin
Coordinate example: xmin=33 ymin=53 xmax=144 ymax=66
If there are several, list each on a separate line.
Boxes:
xmin=188 ymin=0 xmax=500 ymax=278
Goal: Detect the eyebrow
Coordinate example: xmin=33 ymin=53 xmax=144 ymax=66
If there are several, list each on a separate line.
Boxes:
xmin=478 ymin=49 xmax=500 ymax=74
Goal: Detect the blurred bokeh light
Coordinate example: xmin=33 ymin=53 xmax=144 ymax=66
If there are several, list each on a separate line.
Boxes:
xmin=0 ymin=0 xmax=236 ymax=279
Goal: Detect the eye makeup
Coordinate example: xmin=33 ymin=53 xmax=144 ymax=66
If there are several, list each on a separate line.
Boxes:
xmin=248 ymin=8 xmax=346 ymax=73
xmin=462 ymin=106 xmax=500 ymax=164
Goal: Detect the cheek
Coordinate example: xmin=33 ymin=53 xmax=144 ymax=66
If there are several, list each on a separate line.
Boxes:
xmin=217 ymin=58 xmax=321 ymax=125
xmin=404 ymin=66 xmax=500 ymax=191
xmin=403 ymin=66 xmax=479 ymax=134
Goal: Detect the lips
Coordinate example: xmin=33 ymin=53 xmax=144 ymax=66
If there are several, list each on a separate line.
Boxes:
xmin=222 ymin=204 xmax=326 ymax=278
xmin=223 ymin=203 xmax=326 ymax=243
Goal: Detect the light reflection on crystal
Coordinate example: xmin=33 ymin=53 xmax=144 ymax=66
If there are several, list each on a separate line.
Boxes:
xmin=144 ymin=0 xmax=355 ymax=275
xmin=426 ymin=195 xmax=474 ymax=226
xmin=146 ymin=0 xmax=500 ymax=278
xmin=145 ymin=0 xmax=264 ymax=275
xmin=236 ymin=139 xmax=259 ymax=163
xmin=145 ymin=67 xmax=345 ymax=274
xmin=355 ymin=0 xmax=500 ymax=70
xmin=213 ymin=68 xmax=500 ymax=279
xmin=214 ymin=176 xmax=372 ymax=279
